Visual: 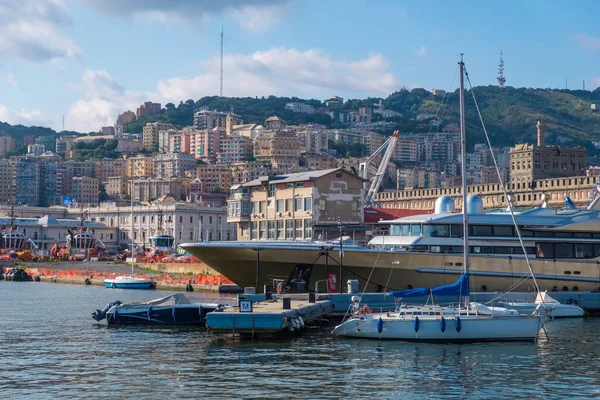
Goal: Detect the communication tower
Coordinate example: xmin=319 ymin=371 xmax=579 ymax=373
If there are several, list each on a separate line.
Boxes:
xmin=497 ymin=50 xmax=506 ymax=88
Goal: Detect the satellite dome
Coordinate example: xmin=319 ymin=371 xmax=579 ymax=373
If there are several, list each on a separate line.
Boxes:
xmin=435 ymin=196 xmax=455 ymax=214
xmin=466 ymin=194 xmax=484 ymax=214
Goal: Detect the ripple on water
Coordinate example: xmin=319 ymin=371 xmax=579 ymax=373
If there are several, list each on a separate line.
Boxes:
xmin=2 ymin=282 xmax=600 ymax=398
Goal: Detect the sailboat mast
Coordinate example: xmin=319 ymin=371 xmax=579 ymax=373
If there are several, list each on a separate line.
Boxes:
xmin=459 ymin=55 xmax=470 ymax=299
xmin=130 ymin=182 xmax=134 ymax=275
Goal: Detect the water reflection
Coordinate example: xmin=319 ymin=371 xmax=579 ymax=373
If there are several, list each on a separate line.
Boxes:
xmin=2 ymin=282 xmax=600 ymax=398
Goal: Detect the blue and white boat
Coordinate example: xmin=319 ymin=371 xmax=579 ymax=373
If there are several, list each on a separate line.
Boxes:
xmin=104 ymin=275 xmax=153 ymax=289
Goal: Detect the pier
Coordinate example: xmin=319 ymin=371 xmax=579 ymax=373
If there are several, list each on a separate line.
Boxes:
xmin=206 ymin=294 xmax=334 ymax=337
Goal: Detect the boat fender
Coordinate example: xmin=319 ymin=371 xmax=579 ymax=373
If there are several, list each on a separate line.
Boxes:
xmin=186 ymin=283 xmax=193 ymax=292
xmin=293 ymin=318 xmax=300 ymax=330
xmin=377 ymin=317 xmax=383 ymax=334
xmin=172 ymin=307 xmax=176 ymax=322
xmin=298 ymin=316 xmax=304 ymax=328
xmin=84 ymin=278 xmax=91 ymax=285
xmin=413 ymin=317 xmax=420 ymax=333
xmin=440 ymin=317 xmax=446 ymax=333
xmin=147 ymin=306 xmax=152 ymax=321
xmin=455 ymin=317 xmax=461 ymax=333
xmin=113 ymin=306 xmax=118 ymax=323
xmin=199 ymin=307 xmax=205 ymax=321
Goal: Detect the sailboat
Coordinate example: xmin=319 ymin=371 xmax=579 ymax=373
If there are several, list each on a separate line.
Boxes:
xmin=104 ymin=184 xmax=152 ymax=290
xmin=332 ymin=56 xmax=546 ymax=341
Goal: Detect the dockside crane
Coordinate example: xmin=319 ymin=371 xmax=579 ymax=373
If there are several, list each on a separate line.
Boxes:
xmin=359 ymin=130 xmax=400 ymax=207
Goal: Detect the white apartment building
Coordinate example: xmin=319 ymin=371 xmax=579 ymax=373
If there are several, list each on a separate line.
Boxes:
xmin=285 ymin=102 xmax=315 ymax=114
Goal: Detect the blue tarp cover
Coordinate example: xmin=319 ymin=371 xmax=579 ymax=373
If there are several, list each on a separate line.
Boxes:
xmin=390 ymin=273 xmax=470 ymax=298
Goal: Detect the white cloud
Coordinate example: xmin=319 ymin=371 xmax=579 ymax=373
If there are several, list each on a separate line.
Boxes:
xmin=7 ymin=73 xmax=18 ymax=87
xmin=0 ymin=0 xmax=81 ymax=62
xmin=65 ymin=69 xmax=145 ymax=132
xmin=80 ymin=0 xmax=290 ymax=31
xmin=0 ymin=104 xmax=51 ymax=126
xmin=574 ymin=34 xmax=600 ymax=52
xmin=65 ymin=48 xmax=399 ymax=132
xmin=412 ymin=46 xmax=428 ymax=57
xmin=154 ymin=47 xmax=398 ymax=102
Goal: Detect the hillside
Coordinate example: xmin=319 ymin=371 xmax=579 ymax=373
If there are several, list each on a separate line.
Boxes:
xmin=125 ymin=87 xmax=600 ymax=152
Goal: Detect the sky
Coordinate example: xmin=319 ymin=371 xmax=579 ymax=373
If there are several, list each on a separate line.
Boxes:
xmin=0 ymin=0 xmax=599 ymax=132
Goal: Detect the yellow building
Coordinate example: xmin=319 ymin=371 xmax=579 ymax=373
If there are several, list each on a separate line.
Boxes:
xmin=142 ymin=122 xmax=173 ymax=152
xmin=227 ymin=168 xmax=365 ymax=240
xmin=254 ymin=131 xmax=301 ymax=168
xmin=196 ymin=165 xmax=232 ymax=192
xmin=127 ymin=155 xmax=154 ymax=177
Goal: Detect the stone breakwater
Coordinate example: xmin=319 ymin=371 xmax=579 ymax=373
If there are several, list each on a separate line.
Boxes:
xmin=1 ymin=261 xmax=234 ymax=292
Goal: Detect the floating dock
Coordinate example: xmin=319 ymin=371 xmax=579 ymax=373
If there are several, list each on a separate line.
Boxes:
xmin=206 ymin=294 xmax=334 ymax=336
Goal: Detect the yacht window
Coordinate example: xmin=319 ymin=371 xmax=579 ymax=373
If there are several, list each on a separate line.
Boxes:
xmin=422 ymin=224 xmax=450 ymax=237
xmin=470 ymin=225 xmax=492 ymax=236
xmin=450 ymin=224 xmax=463 ymax=238
xmin=593 ymin=233 xmax=600 ymax=238
xmin=401 ymin=224 xmax=410 ymax=236
xmin=493 ymin=246 xmax=513 ymax=254
xmin=408 ymin=245 xmax=427 ymax=252
xmin=430 ymin=246 xmax=441 ymax=253
xmin=554 ymin=232 xmax=573 ymax=238
xmin=555 ymin=243 xmax=573 ymax=258
xmin=574 ymin=244 xmax=594 ymax=258
xmin=573 ymin=232 xmax=593 ymax=238
xmin=564 ymin=271 xmax=572 ymax=275
xmin=470 ymin=246 xmax=493 ymax=254
xmin=520 ymin=230 xmax=533 ymax=237
xmin=493 ymin=226 xmax=514 ymax=236
xmin=410 ymin=224 xmax=421 ymax=236
xmin=451 ymin=246 xmax=463 ymax=253
xmin=536 ymin=242 xmax=554 ymax=258
xmin=534 ymin=231 xmax=553 ymax=237
xmin=390 ymin=225 xmax=401 ymax=236
xmin=595 ymin=244 xmax=600 ymax=257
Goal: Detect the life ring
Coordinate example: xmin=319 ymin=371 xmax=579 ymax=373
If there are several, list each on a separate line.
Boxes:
xmin=276 ymin=282 xmax=283 ymax=295
xmin=358 ymin=305 xmax=373 ymax=315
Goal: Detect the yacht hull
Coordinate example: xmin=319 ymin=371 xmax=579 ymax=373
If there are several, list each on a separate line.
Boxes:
xmin=180 ymin=242 xmax=600 ymax=293
xmin=332 ymin=314 xmax=544 ymax=341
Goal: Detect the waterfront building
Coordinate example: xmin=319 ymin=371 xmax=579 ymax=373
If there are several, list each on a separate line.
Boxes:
xmin=227 ymin=168 xmax=364 ymax=241
xmin=510 ymin=120 xmax=587 ymax=186
xmin=27 ymin=144 xmax=46 ymax=156
xmin=14 ymin=158 xmax=39 ymax=206
xmin=158 ymin=129 xmax=179 ymax=153
xmin=294 ymin=125 xmax=328 ymax=154
xmin=299 ymin=153 xmax=338 ymax=170
xmin=106 ymin=176 xmax=131 ymax=198
xmin=0 ymin=159 xmax=15 ymax=204
xmin=142 ymin=122 xmax=173 ymax=152
xmin=85 ymin=200 xmax=235 ymax=250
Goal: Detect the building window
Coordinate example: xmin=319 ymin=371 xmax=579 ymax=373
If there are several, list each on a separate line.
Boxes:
xmin=286 ymin=220 xmax=294 ymax=239
xmin=180 ymin=216 xmax=183 ymax=223
xmin=286 ymin=199 xmax=293 ymax=212
xmin=267 ymin=221 xmax=275 ymax=239
xmin=277 ymin=220 xmax=284 ymax=239
xmin=190 ymin=216 xmax=193 ymax=223
xmin=209 ymin=216 xmax=213 ymax=224
xmin=259 ymin=201 xmax=266 ymax=213
xmin=276 ymin=199 xmax=285 ymax=213
xmin=319 ymin=199 xmax=326 ymax=210
xmin=304 ymin=198 xmax=312 ymax=211
xmin=259 ymin=221 xmax=267 ymax=240
xmin=269 ymin=184 xmax=275 ymax=197
xmin=304 ymin=219 xmax=312 ymax=239
xmin=296 ymin=182 xmax=304 ymax=188
xmin=250 ymin=222 xmax=257 ymax=240
xmin=295 ymin=198 xmax=303 ymax=212
xmin=295 ymin=220 xmax=303 ymax=239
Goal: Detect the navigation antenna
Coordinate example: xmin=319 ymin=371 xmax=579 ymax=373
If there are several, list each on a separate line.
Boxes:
xmin=497 ymin=50 xmax=505 ymax=88
xmin=220 ymin=26 xmax=224 ymax=97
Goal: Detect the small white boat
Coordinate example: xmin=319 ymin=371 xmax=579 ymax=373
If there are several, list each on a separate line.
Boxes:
xmin=501 ymin=291 xmax=584 ymax=318
xmin=104 ymin=275 xmax=152 ymax=289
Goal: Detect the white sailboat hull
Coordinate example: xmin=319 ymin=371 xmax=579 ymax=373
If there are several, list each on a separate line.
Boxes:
xmin=332 ymin=314 xmax=544 ymax=342
xmin=501 ymin=302 xmax=584 ymax=318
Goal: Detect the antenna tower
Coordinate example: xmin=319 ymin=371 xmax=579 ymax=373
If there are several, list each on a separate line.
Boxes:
xmin=62 ymin=115 xmax=65 ymax=131
xmin=497 ymin=50 xmax=506 ymax=88
xmin=220 ymin=26 xmax=224 ymax=97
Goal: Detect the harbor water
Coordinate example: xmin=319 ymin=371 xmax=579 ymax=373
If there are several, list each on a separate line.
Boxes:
xmin=1 ymin=282 xmax=600 ymax=399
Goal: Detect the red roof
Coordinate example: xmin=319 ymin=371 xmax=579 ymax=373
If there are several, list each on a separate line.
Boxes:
xmin=364 ymin=208 xmax=433 ymax=223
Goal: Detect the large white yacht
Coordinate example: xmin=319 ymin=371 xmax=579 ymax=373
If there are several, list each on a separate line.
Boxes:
xmin=181 ymin=194 xmax=600 ymax=294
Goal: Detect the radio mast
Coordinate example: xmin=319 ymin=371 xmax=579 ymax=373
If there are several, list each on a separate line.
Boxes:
xmin=220 ymin=26 xmax=224 ymax=97
xmin=497 ymin=50 xmax=506 ymax=88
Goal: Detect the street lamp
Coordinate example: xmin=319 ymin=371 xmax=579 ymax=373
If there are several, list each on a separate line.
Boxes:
xmin=252 ymin=247 xmax=264 ymax=293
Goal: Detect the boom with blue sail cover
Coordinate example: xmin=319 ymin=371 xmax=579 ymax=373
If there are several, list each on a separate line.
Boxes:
xmin=389 ymin=273 xmax=470 ymax=298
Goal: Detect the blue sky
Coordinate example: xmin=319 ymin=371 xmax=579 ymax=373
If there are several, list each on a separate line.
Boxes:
xmin=0 ymin=0 xmax=599 ymax=132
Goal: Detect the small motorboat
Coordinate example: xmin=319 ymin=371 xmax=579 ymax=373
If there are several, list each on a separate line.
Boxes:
xmin=104 ymin=275 xmax=153 ymax=290
xmin=501 ymin=291 xmax=584 ymax=318
xmin=91 ymin=293 xmax=231 ymax=325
